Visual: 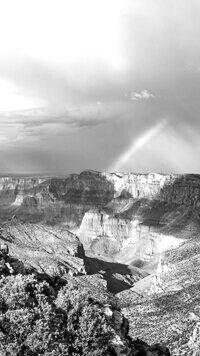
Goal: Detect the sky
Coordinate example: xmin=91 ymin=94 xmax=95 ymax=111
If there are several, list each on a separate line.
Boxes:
xmin=0 ymin=0 xmax=200 ymax=175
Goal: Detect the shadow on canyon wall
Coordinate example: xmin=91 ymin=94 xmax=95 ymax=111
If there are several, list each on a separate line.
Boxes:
xmin=1 ymin=172 xmax=200 ymax=226
xmin=0 ymin=242 xmax=136 ymax=294
xmin=85 ymin=255 xmax=146 ymax=294
xmin=0 ymin=171 xmax=115 ymax=225
xmin=112 ymin=174 xmax=200 ymax=238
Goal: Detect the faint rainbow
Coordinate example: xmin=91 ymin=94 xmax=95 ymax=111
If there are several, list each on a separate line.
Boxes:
xmin=109 ymin=119 xmax=168 ymax=172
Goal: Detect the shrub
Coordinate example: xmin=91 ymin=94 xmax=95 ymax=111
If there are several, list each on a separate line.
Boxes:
xmin=0 ymin=274 xmax=116 ymax=355
xmin=56 ymin=285 xmax=114 ymax=355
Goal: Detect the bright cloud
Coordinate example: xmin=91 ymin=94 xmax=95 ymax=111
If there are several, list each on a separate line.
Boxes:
xmin=129 ymin=90 xmax=155 ymax=101
xmin=0 ymin=0 xmax=126 ymax=71
xmin=0 ymin=78 xmax=42 ymax=111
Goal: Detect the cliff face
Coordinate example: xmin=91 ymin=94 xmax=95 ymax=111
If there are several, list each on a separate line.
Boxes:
xmin=1 ymin=171 xmax=200 ymax=267
xmin=1 ymin=172 xmax=200 ymax=216
xmin=75 ymin=173 xmax=200 ymax=266
xmin=0 ymin=221 xmax=86 ymax=276
xmin=0 ymin=171 xmax=114 ymax=224
xmin=78 ymin=210 xmax=183 ymax=264
xmin=103 ymin=172 xmax=200 ymax=205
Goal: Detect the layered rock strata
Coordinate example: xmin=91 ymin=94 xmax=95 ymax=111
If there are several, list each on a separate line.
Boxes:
xmin=0 ymin=221 xmax=86 ymax=276
xmin=1 ymin=172 xmax=200 ymax=223
xmin=1 ymin=171 xmax=200 ymax=269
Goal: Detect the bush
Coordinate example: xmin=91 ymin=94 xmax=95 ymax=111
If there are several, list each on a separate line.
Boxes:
xmin=56 ymin=285 xmax=114 ymax=355
xmin=0 ymin=274 xmax=116 ymax=355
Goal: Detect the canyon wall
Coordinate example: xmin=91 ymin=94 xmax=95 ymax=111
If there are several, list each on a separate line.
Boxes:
xmin=1 ymin=172 xmax=200 ymax=212
xmin=103 ymin=172 xmax=200 ymax=205
xmin=1 ymin=171 xmax=200 ymax=267
xmin=1 ymin=171 xmax=198 ymax=354
xmin=0 ymin=171 xmax=115 ymax=224
xmin=77 ymin=209 xmax=184 ymax=267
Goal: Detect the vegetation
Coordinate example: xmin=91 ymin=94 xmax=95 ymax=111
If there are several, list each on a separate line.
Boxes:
xmin=0 ymin=274 xmax=116 ymax=355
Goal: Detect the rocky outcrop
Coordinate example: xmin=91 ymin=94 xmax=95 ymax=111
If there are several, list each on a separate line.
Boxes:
xmin=104 ymin=303 xmax=171 ymax=355
xmin=0 ymin=221 xmax=86 ymax=276
xmin=0 ymin=244 xmax=25 ymax=275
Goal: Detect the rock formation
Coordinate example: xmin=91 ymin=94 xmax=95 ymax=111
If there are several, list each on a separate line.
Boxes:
xmin=1 ymin=171 xmax=200 ymax=275
xmin=117 ymin=221 xmax=200 ymax=355
xmin=0 ymin=171 xmax=200 ymax=282
xmin=0 ymin=171 xmax=200 ymax=216
xmin=1 ymin=170 xmax=200 ymax=354
xmin=1 ymin=172 xmax=200 ymax=225
xmin=0 ymin=221 xmax=86 ymax=276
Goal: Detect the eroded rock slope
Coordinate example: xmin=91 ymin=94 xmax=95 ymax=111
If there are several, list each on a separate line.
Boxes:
xmin=0 ymin=220 xmax=86 ymax=276
xmin=1 ymin=171 xmax=200 ymax=271
xmin=1 ymin=171 xmax=200 ymax=354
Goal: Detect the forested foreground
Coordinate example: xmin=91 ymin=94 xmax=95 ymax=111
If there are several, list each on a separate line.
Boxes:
xmin=0 ymin=244 xmax=172 ymax=356
xmin=0 ymin=273 xmax=120 ymax=355
xmin=0 ymin=272 xmax=173 ymax=356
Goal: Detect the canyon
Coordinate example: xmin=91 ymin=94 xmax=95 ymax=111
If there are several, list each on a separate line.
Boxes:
xmin=0 ymin=171 xmax=199 ymax=269
xmin=1 ymin=170 xmax=200 ymax=354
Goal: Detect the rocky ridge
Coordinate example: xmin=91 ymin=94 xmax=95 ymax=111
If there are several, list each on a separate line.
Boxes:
xmin=1 ymin=171 xmax=200 ymax=281
xmin=1 ymin=171 xmax=200 ymax=354
xmin=0 ymin=220 xmax=86 ymax=276
xmin=117 ymin=231 xmax=200 ymax=355
xmin=1 ymin=172 xmax=200 ymax=257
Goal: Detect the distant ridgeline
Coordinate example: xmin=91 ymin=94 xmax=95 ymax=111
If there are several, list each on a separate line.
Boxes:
xmin=1 ymin=172 xmax=200 ymax=209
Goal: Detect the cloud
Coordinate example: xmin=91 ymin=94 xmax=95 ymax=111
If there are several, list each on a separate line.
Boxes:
xmin=0 ymin=1 xmax=200 ymax=174
xmin=129 ymin=90 xmax=155 ymax=101
xmin=0 ymin=100 xmax=119 ymax=148
xmin=0 ymin=102 xmax=111 ymax=130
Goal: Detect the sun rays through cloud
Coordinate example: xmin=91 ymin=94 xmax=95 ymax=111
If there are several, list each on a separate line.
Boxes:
xmin=109 ymin=119 xmax=168 ymax=172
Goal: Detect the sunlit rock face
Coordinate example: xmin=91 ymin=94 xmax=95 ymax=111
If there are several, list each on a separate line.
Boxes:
xmin=1 ymin=171 xmax=200 ymax=269
xmin=74 ymin=173 xmax=200 ymax=266
xmin=103 ymin=172 xmax=200 ymax=205
xmin=77 ymin=208 xmax=185 ymax=268
xmin=0 ymin=221 xmax=86 ymax=276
